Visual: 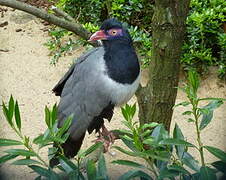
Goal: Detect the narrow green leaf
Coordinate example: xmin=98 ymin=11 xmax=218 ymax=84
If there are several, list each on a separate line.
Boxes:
xmin=204 ymin=146 xmax=226 ymax=163
xmin=130 ymin=103 xmax=136 ymax=119
xmin=159 ymin=168 xmax=179 ymax=179
xmin=120 ymin=135 xmax=136 ymax=151
xmin=97 ymin=154 xmax=108 ymax=179
xmin=5 ymin=149 xmax=36 ymax=157
xmin=14 ymin=101 xmax=21 ymax=131
xmin=168 ymin=164 xmax=190 ymax=175
xmin=151 ymin=124 xmax=168 ymax=142
xmin=12 ymin=159 xmax=41 ymax=165
xmin=86 ymin=160 xmax=96 ymax=180
xmin=200 ymin=166 xmax=217 ymax=180
xmin=51 ymin=103 xmax=57 ymax=126
xmin=0 ymin=154 xmax=18 ymax=164
xmin=182 ymin=111 xmax=193 ymax=115
xmin=118 ymin=170 xmax=152 ymax=180
xmin=121 ymin=107 xmax=129 ymax=121
xmin=112 ymin=160 xmax=145 ymax=169
xmin=45 ymin=106 xmax=50 ymax=128
xmin=56 ymin=115 xmax=72 ymax=137
xmin=160 ymin=138 xmax=195 ymax=147
xmin=83 ymin=142 xmax=103 ymax=157
xmin=199 ymin=100 xmax=223 ymax=130
xmin=173 ymin=101 xmax=190 ymax=108
xmin=182 ymin=152 xmax=200 ymax=172
xmin=8 ymin=95 xmax=14 ymax=122
xmin=0 ymin=138 xmax=22 ymax=146
xmin=211 ymin=161 xmax=226 ymax=173
xmin=141 ymin=122 xmax=159 ymax=130
xmin=173 ymin=124 xmax=186 ymax=159
xmin=29 ymin=165 xmax=51 ymax=177
xmin=2 ymin=101 xmax=12 ymax=126
xmin=59 ymin=155 xmax=78 ymax=173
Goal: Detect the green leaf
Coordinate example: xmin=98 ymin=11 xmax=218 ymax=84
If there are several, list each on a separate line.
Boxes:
xmin=56 ymin=115 xmax=73 ymax=137
xmin=159 ymin=168 xmax=179 ymax=179
xmin=51 ymin=103 xmax=57 ymax=126
xmin=120 ymin=135 xmax=137 ymax=151
xmin=5 ymin=149 xmax=36 ymax=157
xmin=29 ymin=165 xmax=51 ymax=177
xmin=182 ymin=152 xmax=200 ymax=172
xmin=12 ymin=159 xmax=41 ymax=165
xmin=168 ymin=164 xmax=190 ymax=175
xmin=86 ymin=160 xmax=96 ymax=180
xmin=112 ymin=160 xmax=145 ymax=169
xmin=204 ymin=146 xmax=226 ymax=163
xmin=151 ymin=124 xmax=168 ymax=142
xmin=182 ymin=111 xmax=193 ymax=115
xmin=45 ymin=106 xmax=50 ymax=128
xmin=200 ymin=166 xmax=217 ymax=180
xmin=173 ymin=124 xmax=186 ymax=159
xmin=173 ymin=101 xmax=190 ymax=108
xmin=8 ymin=95 xmax=14 ymax=122
xmin=14 ymin=101 xmax=21 ymax=131
xmin=113 ymin=146 xmax=143 ymax=157
xmin=121 ymin=106 xmax=129 ymax=121
xmin=59 ymin=155 xmax=78 ymax=173
xmin=2 ymin=101 xmax=12 ymax=126
xmin=119 ymin=170 xmax=152 ymax=180
xmin=199 ymin=100 xmax=223 ymax=130
xmin=0 ymin=154 xmax=18 ymax=164
xmin=141 ymin=122 xmax=159 ymax=130
xmin=83 ymin=142 xmax=103 ymax=157
xmin=211 ymin=161 xmax=226 ymax=174
xmin=159 ymin=138 xmax=195 ymax=147
xmin=97 ymin=154 xmax=109 ymax=179
xmin=0 ymin=138 xmax=22 ymax=146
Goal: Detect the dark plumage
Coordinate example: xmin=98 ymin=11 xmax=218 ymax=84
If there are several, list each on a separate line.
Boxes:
xmin=50 ymin=18 xmax=140 ymax=167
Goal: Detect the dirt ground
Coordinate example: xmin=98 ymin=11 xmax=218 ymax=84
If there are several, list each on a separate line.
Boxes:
xmin=0 ymin=9 xmax=226 ymax=180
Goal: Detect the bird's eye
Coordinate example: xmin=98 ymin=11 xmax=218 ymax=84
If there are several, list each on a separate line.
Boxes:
xmin=109 ymin=29 xmax=118 ymax=36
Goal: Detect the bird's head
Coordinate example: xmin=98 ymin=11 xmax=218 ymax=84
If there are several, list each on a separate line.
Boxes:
xmin=89 ymin=18 xmax=132 ymax=43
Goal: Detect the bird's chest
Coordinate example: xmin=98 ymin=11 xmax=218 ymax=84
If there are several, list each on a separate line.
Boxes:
xmin=98 ymin=58 xmax=140 ymax=106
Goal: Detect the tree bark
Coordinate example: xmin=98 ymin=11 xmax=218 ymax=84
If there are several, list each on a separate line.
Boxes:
xmin=137 ymin=0 xmax=190 ymax=130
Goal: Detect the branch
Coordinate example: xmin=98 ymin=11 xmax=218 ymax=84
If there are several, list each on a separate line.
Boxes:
xmin=51 ymin=6 xmax=75 ymax=22
xmin=0 ymin=0 xmax=99 ymax=47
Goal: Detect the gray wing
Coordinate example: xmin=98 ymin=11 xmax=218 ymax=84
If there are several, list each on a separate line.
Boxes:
xmin=56 ymin=47 xmax=111 ymax=140
xmin=52 ymin=48 xmax=99 ymax=96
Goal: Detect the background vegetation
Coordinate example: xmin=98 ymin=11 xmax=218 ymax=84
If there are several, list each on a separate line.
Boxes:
xmin=46 ymin=0 xmax=226 ymax=78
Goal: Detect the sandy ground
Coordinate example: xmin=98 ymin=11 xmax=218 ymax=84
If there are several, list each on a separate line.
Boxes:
xmin=0 ymin=9 xmax=226 ymax=180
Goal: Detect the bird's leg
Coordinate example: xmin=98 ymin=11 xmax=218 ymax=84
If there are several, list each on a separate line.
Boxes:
xmin=93 ymin=124 xmax=116 ymax=152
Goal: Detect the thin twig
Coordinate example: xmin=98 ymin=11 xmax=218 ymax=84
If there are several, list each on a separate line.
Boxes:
xmin=51 ymin=6 xmax=75 ymax=22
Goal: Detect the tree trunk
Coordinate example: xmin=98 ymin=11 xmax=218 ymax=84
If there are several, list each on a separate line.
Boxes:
xmin=137 ymin=0 xmax=190 ymax=130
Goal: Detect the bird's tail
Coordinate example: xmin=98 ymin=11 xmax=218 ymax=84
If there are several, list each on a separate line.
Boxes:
xmin=50 ymin=133 xmax=86 ymax=167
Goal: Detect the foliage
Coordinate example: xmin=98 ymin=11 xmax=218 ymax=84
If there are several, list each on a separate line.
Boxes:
xmin=0 ymin=96 xmax=107 ymax=179
xmin=181 ymin=0 xmax=226 ymax=77
xmin=1 ymin=71 xmax=226 ymax=179
xmin=113 ymin=70 xmax=226 ymax=179
xmin=46 ymin=0 xmax=226 ymax=77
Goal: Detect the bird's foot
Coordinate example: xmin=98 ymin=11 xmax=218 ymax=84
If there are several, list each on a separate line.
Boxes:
xmin=93 ymin=124 xmax=116 ymax=152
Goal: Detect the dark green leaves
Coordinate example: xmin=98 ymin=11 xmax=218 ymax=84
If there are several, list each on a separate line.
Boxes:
xmin=159 ymin=138 xmax=195 ymax=147
xmin=5 ymin=149 xmax=36 ymax=157
xmin=2 ymin=96 xmax=22 ymax=131
xmin=14 ymin=101 xmax=21 ymax=131
xmin=0 ymin=154 xmax=18 ymax=164
xmin=0 ymin=139 xmax=22 ymax=146
xmin=200 ymin=166 xmax=217 ymax=180
xmin=119 ymin=170 xmax=152 ymax=180
xmin=199 ymin=100 xmax=223 ymax=130
xmin=12 ymin=159 xmax=41 ymax=165
xmin=204 ymin=146 xmax=226 ymax=163
xmin=121 ymin=103 xmax=136 ymax=121
xmin=45 ymin=104 xmax=57 ymax=129
xmin=112 ymin=160 xmax=145 ymax=169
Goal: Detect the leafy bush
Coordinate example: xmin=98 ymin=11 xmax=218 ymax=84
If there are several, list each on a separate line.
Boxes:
xmin=1 ymin=71 xmax=226 ymax=179
xmin=181 ymin=0 xmax=226 ymax=77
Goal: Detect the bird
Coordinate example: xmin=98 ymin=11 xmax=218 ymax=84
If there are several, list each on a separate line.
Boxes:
xmin=50 ymin=18 xmax=140 ymax=166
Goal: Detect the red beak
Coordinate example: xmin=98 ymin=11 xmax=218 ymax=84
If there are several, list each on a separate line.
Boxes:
xmin=88 ymin=30 xmax=107 ymax=41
